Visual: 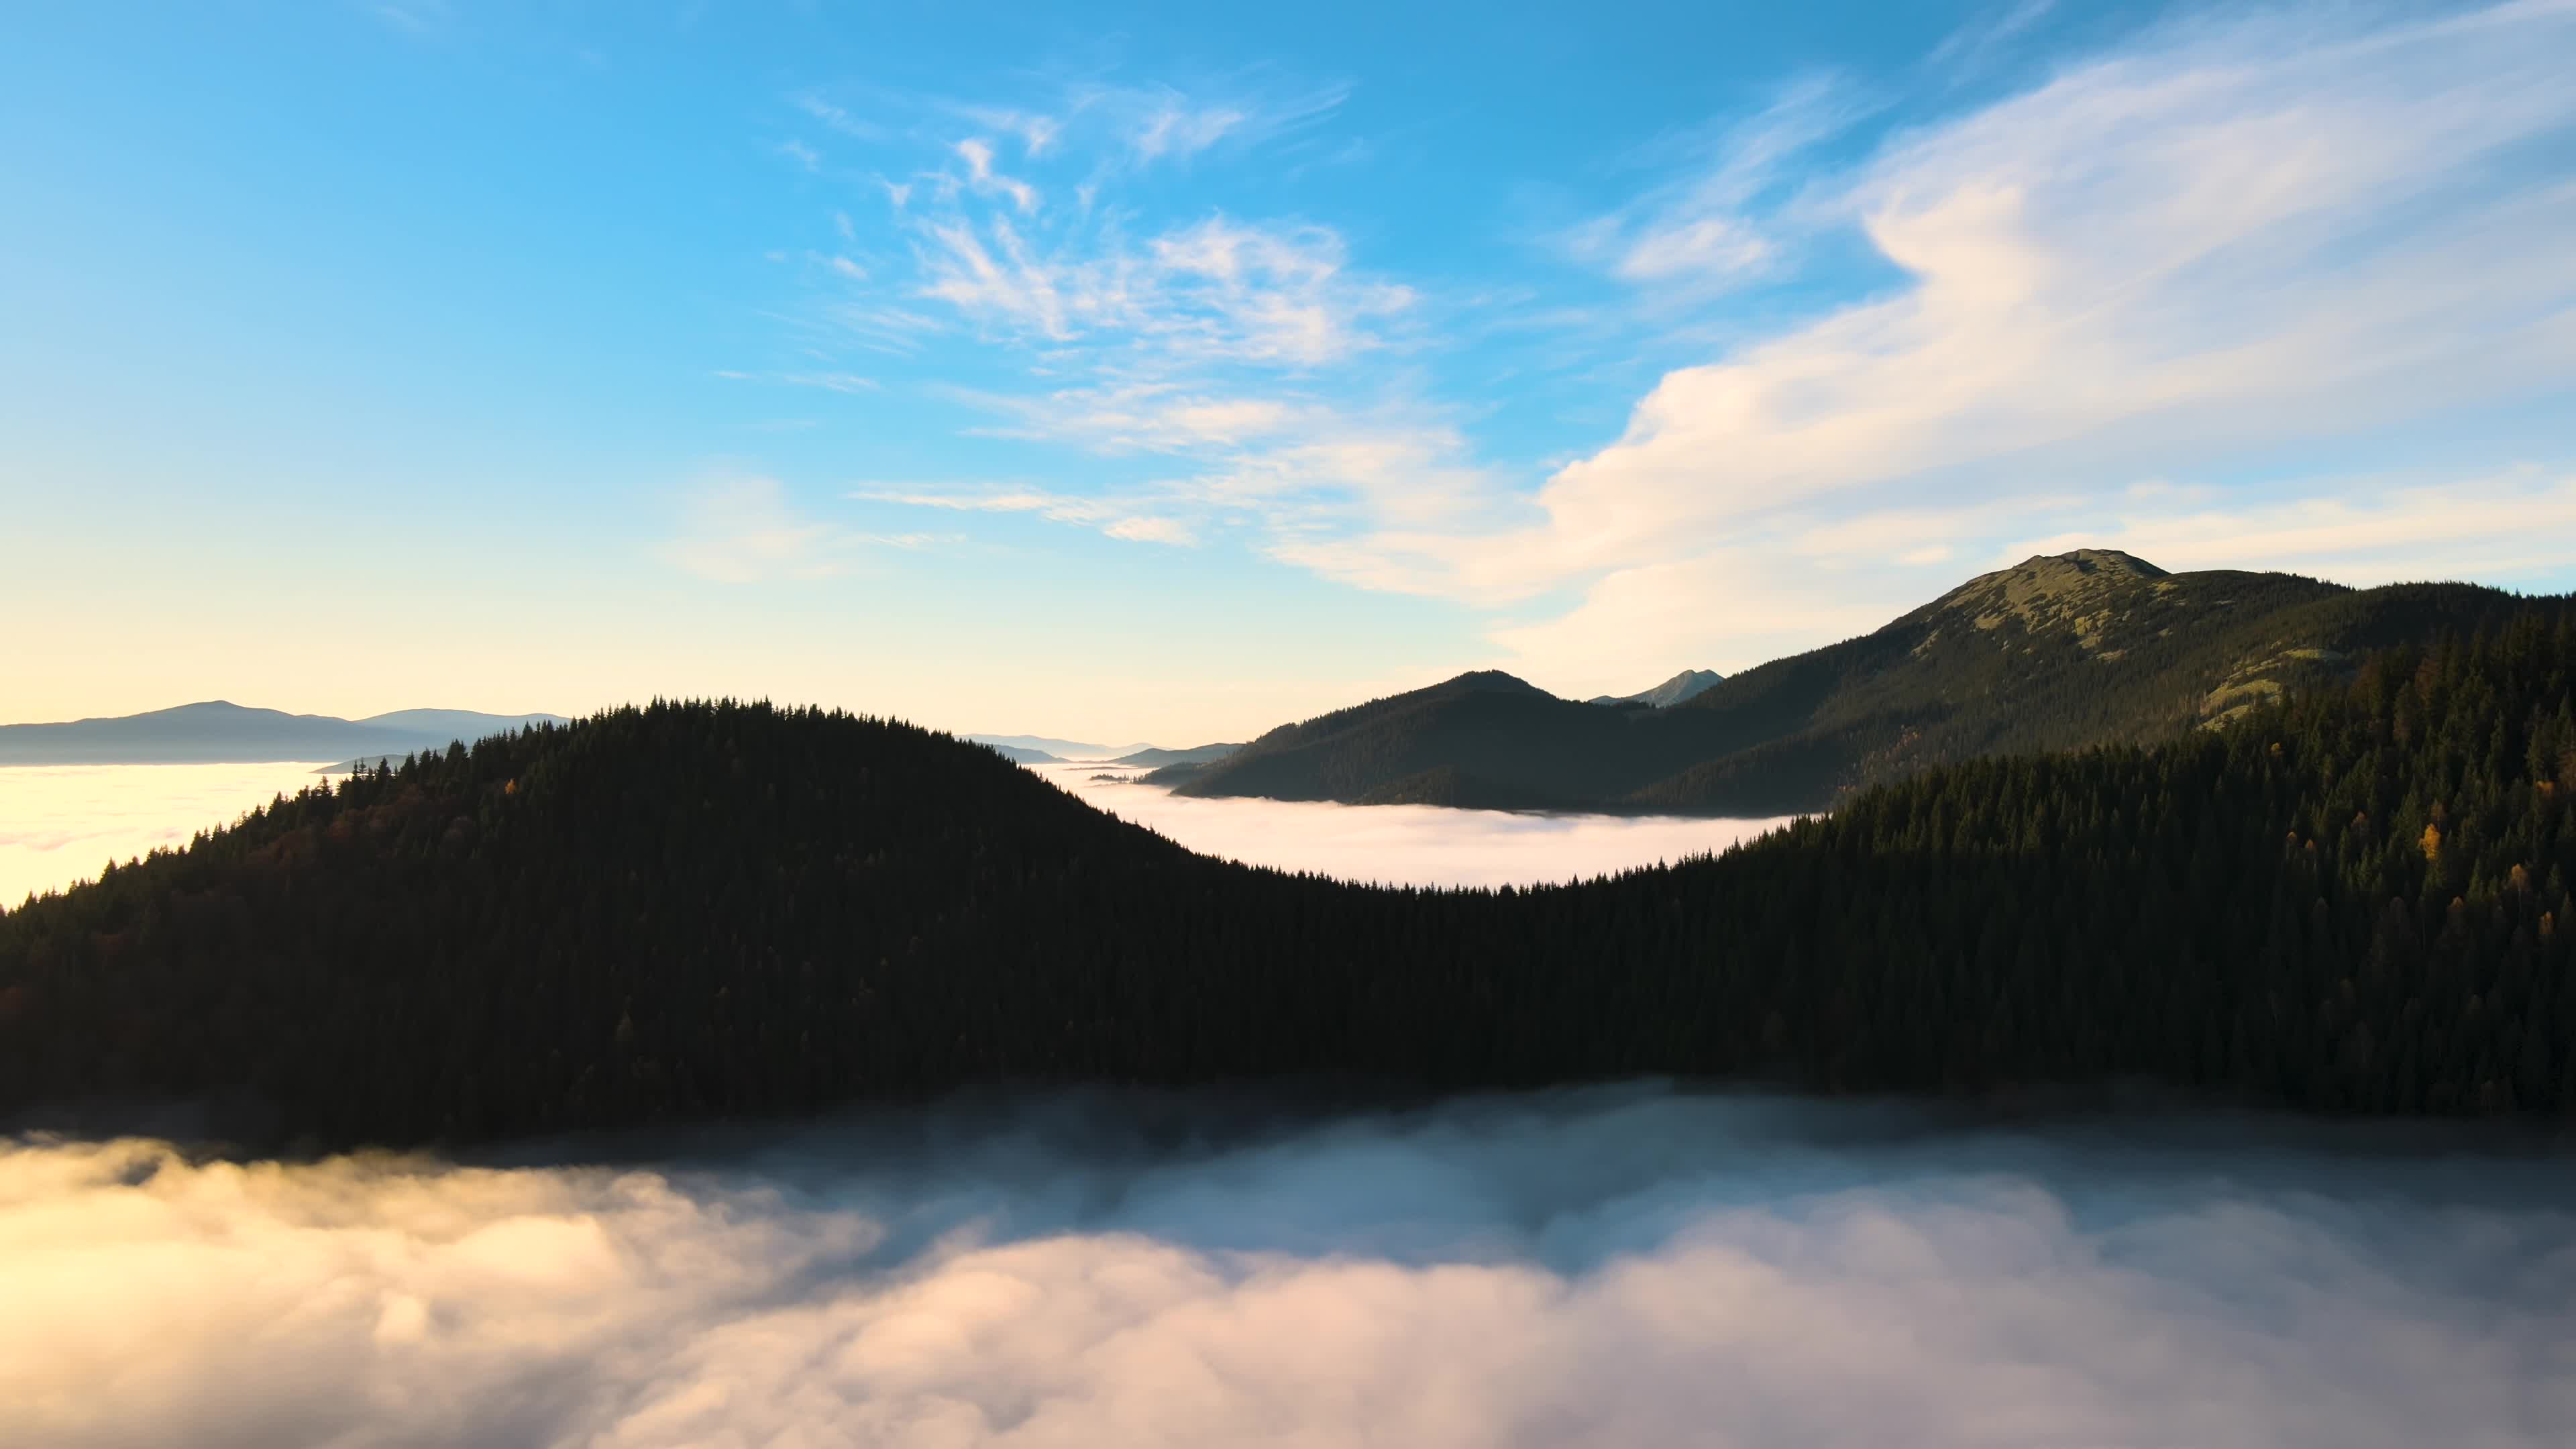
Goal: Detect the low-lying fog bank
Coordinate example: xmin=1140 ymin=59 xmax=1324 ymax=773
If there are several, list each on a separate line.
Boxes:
xmin=1 ymin=757 xmax=1789 ymax=906
xmin=1026 ymin=761 xmax=1793 ymax=887
xmin=5 ymin=1087 xmax=2570 ymax=1447
xmin=0 ymin=761 xmax=336 ymax=908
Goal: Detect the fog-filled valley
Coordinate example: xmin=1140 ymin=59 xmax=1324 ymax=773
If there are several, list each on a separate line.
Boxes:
xmin=6 ymin=1087 xmax=2571 ymax=1448
xmin=1020 ymin=760 xmax=1790 ymax=888
xmin=0 ymin=761 xmax=354 ymax=909
xmin=0 ymin=756 xmax=1787 ymax=908
xmin=13 ymin=0 xmax=2576 ymax=1435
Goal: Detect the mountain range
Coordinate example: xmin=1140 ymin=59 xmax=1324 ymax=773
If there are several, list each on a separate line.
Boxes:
xmin=983 ymin=743 xmax=1064 ymax=764
xmin=967 ymin=734 xmax=1148 ymax=761
xmin=7 ymin=614 xmax=2569 ymax=1147
xmin=1168 ymin=549 xmax=2573 ymax=814
xmin=0 ymin=701 xmax=568 ymax=766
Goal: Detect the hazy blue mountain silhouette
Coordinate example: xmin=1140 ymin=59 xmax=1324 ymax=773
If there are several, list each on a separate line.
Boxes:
xmin=967 ymin=734 xmax=1148 ymax=761
xmin=0 ymin=701 xmax=565 ymax=765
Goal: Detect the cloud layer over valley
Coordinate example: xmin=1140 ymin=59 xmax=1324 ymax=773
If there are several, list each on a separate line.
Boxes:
xmin=0 ymin=762 xmax=345 ymax=910
xmin=1 ymin=759 xmax=1792 ymax=906
xmin=6 ymin=1088 xmax=2572 ymax=1447
xmin=1025 ymin=761 xmax=1790 ymax=888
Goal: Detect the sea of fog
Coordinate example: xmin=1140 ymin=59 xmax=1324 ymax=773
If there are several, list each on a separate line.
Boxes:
xmin=4 ymin=1085 xmax=2571 ymax=1447
xmin=0 ymin=761 xmax=341 ymax=908
xmin=7 ymin=767 xmax=2573 ymax=1445
xmin=0 ymin=759 xmax=1792 ymax=906
xmin=1022 ymin=759 xmax=1792 ymax=888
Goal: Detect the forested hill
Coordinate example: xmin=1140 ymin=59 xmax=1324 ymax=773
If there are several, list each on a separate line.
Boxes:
xmin=1174 ymin=551 xmax=2569 ymax=814
xmin=4 ymin=612 xmax=2574 ymax=1149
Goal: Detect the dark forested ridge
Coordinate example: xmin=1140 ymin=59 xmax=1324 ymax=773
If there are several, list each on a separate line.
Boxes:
xmin=1177 ymin=550 xmax=2573 ymax=814
xmin=3 ymin=611 xmax=2573 ymax=1148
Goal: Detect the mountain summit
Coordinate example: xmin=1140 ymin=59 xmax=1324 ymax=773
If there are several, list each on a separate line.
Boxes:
xmin=1912 ymin=549 xmax=2174 ymax=647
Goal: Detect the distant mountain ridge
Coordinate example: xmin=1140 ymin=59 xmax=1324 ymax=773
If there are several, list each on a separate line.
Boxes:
xmin=967 ymin=734 xmax=1148 ymax=761
xmin=0 ymin=701 xmax=566 ymax=766
xmin=984 ymin=743 xmax=1063 ymax=765
xmin=1588 ymin=669 xmax=1725 ymax=708
xmin=1111 ymin=743 xmax=1243 ymax=767
xmin=1173 ymin=549 xmax=2573 ymax=815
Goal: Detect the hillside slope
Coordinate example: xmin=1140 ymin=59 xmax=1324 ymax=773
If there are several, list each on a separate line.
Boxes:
xmin=1589 ymin=669 xmax=1726 ymax=708
xmin=1180 ymin=551 xmax=2568 ymax=814
xmin=5 ymin=618 xmax=2573 ymax=1148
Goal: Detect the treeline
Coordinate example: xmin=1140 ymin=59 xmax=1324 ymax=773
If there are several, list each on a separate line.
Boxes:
xmin=1 ymin=616 xmax=2571 ymax=1148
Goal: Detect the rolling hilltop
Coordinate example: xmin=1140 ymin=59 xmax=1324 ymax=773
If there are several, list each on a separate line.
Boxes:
xmin=4 ymin=611 xmax=2572 ymax=1147
xmin=1175 ymin=549 xmax=2570 ymax=814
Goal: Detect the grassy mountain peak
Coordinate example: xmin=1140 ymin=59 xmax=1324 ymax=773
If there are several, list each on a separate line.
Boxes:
xmin=1915 ymin=548 xmax=2175 ymax=649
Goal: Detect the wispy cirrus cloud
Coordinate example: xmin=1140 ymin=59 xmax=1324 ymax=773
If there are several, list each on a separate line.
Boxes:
xmin=769 ymin=1 xmax=2576 ymax=696
xmin=712 ymin=368 xmax=878 ymax=396
xmin=947 ymin=103 xmax=1061 ymax=159
xmin=891 ymin=382 xmax=1500 ymax=561
xmin=949 ymin=382 xmax=1301 ymax=453
xmin=1347 ymin=0 xmax=2576 ymax=688
xmin=661 ymin=474 xmax=943 ymax=583
xmin=852 ymin=483 xmax=1197 ymax=547
xmin=762 ymin=72 xmax=1466 ymax=566
xmin=1562 ymin=74 xmax=1866 ymax=288
xmin=783 ymin=76 xmax=1349 ymax=200
xmin=1069 ymin=78 xmax=1350 ymax=168
xmin=906 ymin=212 xmax=1411 ymax=366
xmin=793 ymin=91 xmax=887 ymax=142
xmin=1924 ymin=0 xmax=2059 ymax=78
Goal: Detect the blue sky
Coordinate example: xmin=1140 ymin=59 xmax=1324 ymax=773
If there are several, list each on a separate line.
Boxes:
xmin=5 ymin=0 xmax=2573 ymax=743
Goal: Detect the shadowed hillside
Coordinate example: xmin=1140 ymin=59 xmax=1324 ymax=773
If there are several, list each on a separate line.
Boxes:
xmin=1177 ymin=551 xmax=2570 ymax=814
xmin=5 ymin=607 xmax=2573 ymax=1149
